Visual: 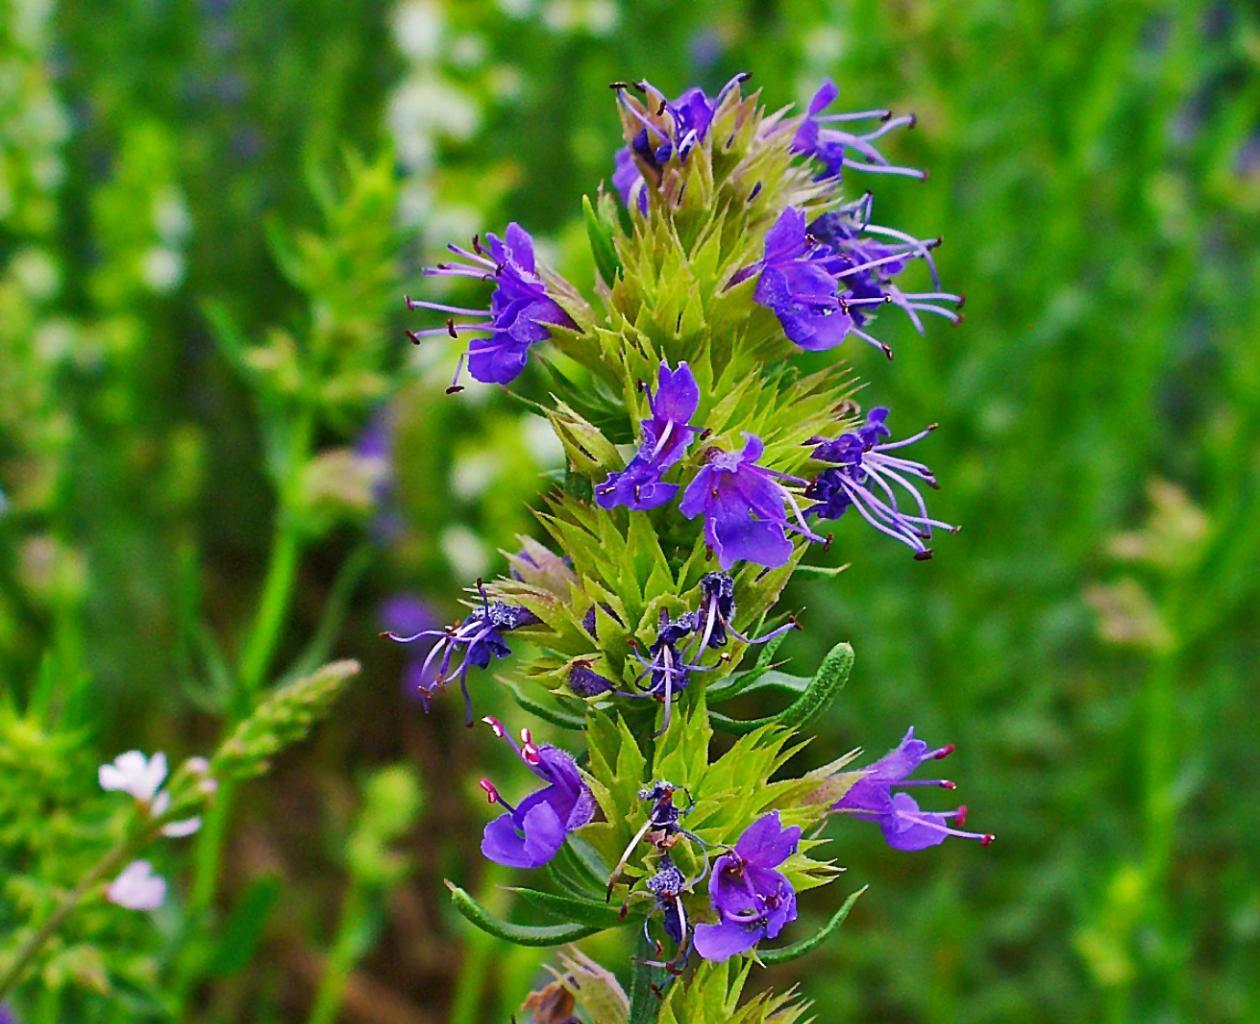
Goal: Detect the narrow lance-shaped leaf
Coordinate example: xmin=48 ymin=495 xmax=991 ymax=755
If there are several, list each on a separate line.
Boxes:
xmin=503 ymin=886 xmax=630 ymax=929
xmin=756 ymin=885 xmax=867 ymax=965
xmin=445 ymin=880 xmax=611 ymax=947
xmin=584 ymin=193 xmax=623 ymax=286
xmin=709 ymin=642 xmax=854 ymax=736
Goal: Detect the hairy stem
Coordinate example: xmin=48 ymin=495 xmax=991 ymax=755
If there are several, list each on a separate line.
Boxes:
xmin=0 ymin=835 xmax=137 ymax=999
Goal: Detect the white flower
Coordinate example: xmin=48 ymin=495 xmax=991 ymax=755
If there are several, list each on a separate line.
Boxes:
xmin=107 ymin=861 xmax=166 ymax=911
xmin=99 ymin=751 xmax=168 ymax=803
xmin=98 ymin=750 xmax=203 ymax=837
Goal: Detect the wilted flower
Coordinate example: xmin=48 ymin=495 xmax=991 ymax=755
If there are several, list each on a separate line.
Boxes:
xmin=567 ymin=660 xmax=616 ymax=698
xmin=806 ymin=407 xmax=956 ymax=558
xmin=624 ymin=610 xmax=710 ymax=735
xmin=107 ymin=860 xmax=166 ymax=911
xmin=407 ymin=224 xmax=577 ymax=389
xmin=694 ymin=811 xmax=799 ymax=962
xmin=99 ymin=751 xmax=201 ymax=837
xmin=793 ymin=78 xmax=923 ymax=181
xmin=694 ymin=571 xmax=799 ymax=650
xmin=478 ymin=717 xmax=595 ymax=869
xmin=596 ymin=361 xmax=700 ymax=511
xmin=832 ymin=727 xmax=993 ymax=851
xmin=680 ymin=434 xmax=821 ymax=569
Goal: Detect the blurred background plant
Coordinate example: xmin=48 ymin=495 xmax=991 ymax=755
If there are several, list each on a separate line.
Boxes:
xmin=0 ymin=0 xmax=1257 ymax=1021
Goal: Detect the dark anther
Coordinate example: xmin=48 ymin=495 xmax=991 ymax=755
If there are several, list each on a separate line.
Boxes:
xmin=676 ymin=311 xmax=683 ymax=333
xmin=405 ymin=330 xmax=423 ymax=345
xmin=446 ymin=319 xmax=459 ymax=339
xmin=472 ymin=233 xmax=484 ymax=255
xmin=446 ymin=385 xmax=465 ymax=395
xmin=609 ymin=80 xmax=631 ymax=90
xmin=914 ymin=549 xmax=935 ymax=561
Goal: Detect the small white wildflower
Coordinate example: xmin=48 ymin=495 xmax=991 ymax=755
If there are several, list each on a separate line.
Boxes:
xmin=107 ymin=860 xmax=166 ymax=911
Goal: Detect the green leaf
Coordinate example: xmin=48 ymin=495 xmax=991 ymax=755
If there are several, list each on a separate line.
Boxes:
xmin=503 ymin=886 xmax=628 ymax=929
xmin=445 ymin=880 xmax=609 ymax=947
xmin=710 ymin=642 xmax=853 ymax=736
xmin=629 ymin=958 xmax=666 ymax=1024
xmin=705 ymin=626 xmax=790 ymax=704
xmin=505 ymin=680 xmax=587 ymax=730
xmin=793 ymin=562 xmax=850 ymax=578
xmin=206 ymin=875 xmax=282 ymax=977
xmin=756 ymin=885 xmax=867 ymax=965
xmin=584 ymin=193 xmax=622 ymax=285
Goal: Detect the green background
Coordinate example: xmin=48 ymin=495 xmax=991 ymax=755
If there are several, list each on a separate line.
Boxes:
xmin=1 ymin=0 xmax=1258 ymax=1021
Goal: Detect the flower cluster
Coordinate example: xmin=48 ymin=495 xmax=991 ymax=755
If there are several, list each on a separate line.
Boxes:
xmin=396 ymin=71 xmax=991 ymax=1017
xmin=98 ymin=751 xmax=214 ymax=910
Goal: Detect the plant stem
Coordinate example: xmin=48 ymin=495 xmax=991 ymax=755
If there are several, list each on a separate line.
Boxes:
xmin=174 ymin=408 xmax=314 ymax=1009
xmin=307 ymin=882 xmax=367 ymax=1024
xmin=0 ymin=836 xmax=137 ymax=999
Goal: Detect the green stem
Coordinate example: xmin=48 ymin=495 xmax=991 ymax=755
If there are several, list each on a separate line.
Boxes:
xmin=0 ymin=835 xmax=137 ymax=999
xmin=173 ymin=409 xmax=314 ymax=1009
xmin=306 ymin=882 xmax=368 ymax=1024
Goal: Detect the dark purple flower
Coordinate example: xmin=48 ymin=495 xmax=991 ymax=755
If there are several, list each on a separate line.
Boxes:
xmin=806 ymin=407 xmax=957 ymax=558
xmin=622 ymin=610 xmax=708 ymax=735
xmin=611 ymin=74 xmax=749 ymax=211
xmin=809 ymin=198 xmax=963 ymax=347
xmin=792 ymin=78 xmax=923 ymax=181
xmin=679 ymin=433 xmax=821 ymax=570
xmin=478 ymin=718 xmax=595 ymax=869
xmin=596 ymin=361 xmax=700 ymax=511
xmin=406 ymin=223 xmax=577 ymax=389
xmin=833 ymin=727 xmax=993 ymax=851
xmin=693 ymin=811 xmax=800 ymax=962
xmin=356 ymin=409 xmax=405 ymax=542
xmin=694 ymin=571 xmax=799 ymax=650
xmin=567 ymin=660 xmax=615 ymax=697
xmin=646 ymin=856 xmax=688 ymax=945
xmin=383 ymin=585 xmax=538 ymax=722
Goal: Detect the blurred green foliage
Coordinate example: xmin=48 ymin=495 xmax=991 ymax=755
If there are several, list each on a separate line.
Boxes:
xmin=1 ymin=0 xmax=1257 ymax=1021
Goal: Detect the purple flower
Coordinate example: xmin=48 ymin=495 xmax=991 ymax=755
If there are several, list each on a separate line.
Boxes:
xmin=356 ymin=409 xmax=404 ymax=542
xmin=809 ymin=198 xmax=963 ymax=349
xmin=679 ymin=433 xmax=821 ymax=570
xmin=611 ymin=74 xmax=749 ymax=211
xmin=478 ymin=718 xmax=595 ymax=869
xmin=384 ymin=585 xmax=538 ymax=722
xmin=833 ymin=727 xmax=993 ymax=851
xmin=806 ymin=407 xmax=957 ymax=559
xmin=624 ymin=610 xmax=707 ymax=735
xmin=694 ymin=571 xmax=799 ymax=650
xmin=407 ymin=224 xmax=577 ymax=389
xmin=596 ymin=361 xmax=700 ymax=511
xmin=730 ymin=195 xmax=961 ymax=358
xmin=693 ymin=811 xmax=800 ymax=962
xmin=793 ymin=78 xmax=924 ymax=181
xmin=567 ymin=660 xmax=616 ymax=697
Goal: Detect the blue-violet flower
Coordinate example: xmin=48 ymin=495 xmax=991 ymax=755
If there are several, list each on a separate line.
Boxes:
xmin=478 ymin=717 xmax=595 ymax=869
xmin=680 ymin=433 xmax=821 ymax=570
xmin=596 ymin=360 xmax=700 ymax=511
xmin=832 ymin=727 xmax=993 ymax=851
xmin=806 ymin=407 xmax=957 ymax=558
xmin=792 ymin=78 xmax=923 ymax=181
xmin=694 ymin=811 xmax=800 ymax=962
xmin=407 ymin=223 xmax=576 ymax=389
